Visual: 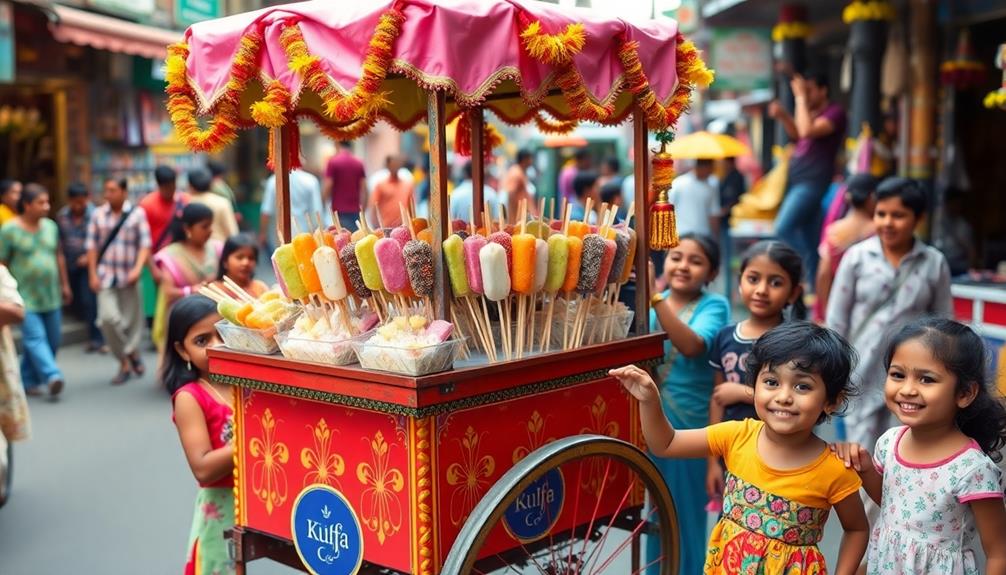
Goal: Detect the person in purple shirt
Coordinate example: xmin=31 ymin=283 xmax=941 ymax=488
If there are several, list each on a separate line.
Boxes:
xmin=558 ymin=148 xmax=592 ymax=205
xmin=322 ymin=141 xmax=367 ymax=230
xmin=768 ymin=71 xmax=846 ymax=288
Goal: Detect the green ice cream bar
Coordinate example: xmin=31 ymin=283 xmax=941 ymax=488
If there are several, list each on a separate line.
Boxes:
xmin=442 ymin=234 xmax=471 ymax=298
xmin=544 ymin=234 xmax=569 ymax=293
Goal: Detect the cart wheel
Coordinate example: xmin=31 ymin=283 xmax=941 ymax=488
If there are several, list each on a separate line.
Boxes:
xmin=441 ymin=434 xmax=678 ymax=575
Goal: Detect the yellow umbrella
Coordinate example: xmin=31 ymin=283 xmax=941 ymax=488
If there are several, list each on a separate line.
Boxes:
xmin=665 ymin=131 xmax=750 ymax=159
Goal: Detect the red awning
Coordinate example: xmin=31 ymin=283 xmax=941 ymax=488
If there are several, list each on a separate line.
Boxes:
xmin=48 ymin=4 xmax=182 ymax=60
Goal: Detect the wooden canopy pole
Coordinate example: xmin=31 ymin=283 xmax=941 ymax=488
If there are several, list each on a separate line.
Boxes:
xmin=470 ymin=107 xmax=486 ymax=226
xmin=271 ymin=125 xmax=293 ymax=244
xmin=426 ymin=91 xmax=450 ymax=320
xmin=632 ymin=108 xmax=650 ymax=336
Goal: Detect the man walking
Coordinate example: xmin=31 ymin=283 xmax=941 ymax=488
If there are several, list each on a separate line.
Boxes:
xmin=323 ymin=141 xmax=367 ymax=230
xmin=140 ymin=165 xmax=188 ymax=280
xmin=259 ymin=169 xmax=327 ymax=252
xmin=668 ymin=159 xmax=720 ymax=238
xmin=87 ymin=178 xmax=151 ymax=385
xmin=57 ymin=183 xmax=104 ymax=353
xmin=769 ymin=71 xmax=846 ymax=286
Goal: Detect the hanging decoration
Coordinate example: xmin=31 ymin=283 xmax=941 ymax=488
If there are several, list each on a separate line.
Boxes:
xmin=842 ymin=1 xmax=896 ymax=24
xmin=453 ymin=110 xmax=503 ymax=160
xmin=532 ymin=111 xmax=578 ymax=135
xmin=648 ymin=133 xmax=678 ymax=251
xmin=983 ymin=44 xmax=1006 ymax=110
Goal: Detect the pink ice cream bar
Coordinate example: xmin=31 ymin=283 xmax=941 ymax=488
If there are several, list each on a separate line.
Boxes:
xmin=390 ymin=226 xmax=411 ymax=248
xmin=374 ymin=237 xmax=410 ymax=294
xmin=424 ymin=319 xmax=455 ymax=343
xmin=463 ymin=235 xmax=488 ymax=294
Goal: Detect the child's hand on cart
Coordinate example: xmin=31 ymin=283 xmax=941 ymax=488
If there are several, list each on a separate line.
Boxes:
xmin=610 ymin=365 xmax=659 ymax=404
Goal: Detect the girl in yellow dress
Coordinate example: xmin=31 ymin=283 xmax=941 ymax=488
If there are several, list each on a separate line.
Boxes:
xmin=612 ymin=321 xmax=870 ymax=574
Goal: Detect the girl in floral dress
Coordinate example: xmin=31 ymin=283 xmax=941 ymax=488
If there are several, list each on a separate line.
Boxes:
xmin=164 ymin=295 xmax=235 ymax=575
xmin=613 ymin=321 xmax=870 ymax=574
xmin=832 ymin=318 xmax=1006 ymax=574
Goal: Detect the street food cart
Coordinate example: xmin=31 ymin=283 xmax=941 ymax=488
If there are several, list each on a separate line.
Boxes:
xmin=168 ymin=1 xmax=711 ymax=572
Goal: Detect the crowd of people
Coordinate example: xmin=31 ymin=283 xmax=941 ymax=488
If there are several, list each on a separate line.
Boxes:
xmin=0 ymin=126 xmax=1002 ymax=575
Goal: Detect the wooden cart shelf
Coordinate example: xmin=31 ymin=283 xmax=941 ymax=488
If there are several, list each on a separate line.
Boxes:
xmin=208 ymin=334 xmax=665 ymax=417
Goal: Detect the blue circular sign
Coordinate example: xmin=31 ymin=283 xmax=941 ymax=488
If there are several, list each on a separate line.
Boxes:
xmin=291 ymin=484 xmax=364 ymax=575
xmin=503 ymin=467 xmax=565 ymax=543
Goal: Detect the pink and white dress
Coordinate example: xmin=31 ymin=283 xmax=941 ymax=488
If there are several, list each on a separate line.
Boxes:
xmin=869 ymin=426 xmax=1005 ymax=574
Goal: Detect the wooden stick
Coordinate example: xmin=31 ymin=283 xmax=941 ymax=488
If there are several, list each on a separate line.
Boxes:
xmin=222 ymin=276 xmax=256 ymax=303
xmin=541 ymin=293 xmax=555 ymax=353
xmin=197 ymin=287 xmax=225 ymax=303
xmin=478 ymin=296 xmax=498 ymax=363
xmin=527 ymin=291 xmax=537 ymax=355
xmin=449 ymin=305 xmax=471 ymax=360
xmin=497 ymin=300 xmax=509 ymax=361
xmin=333 ymin=211 xmax=342 ymax=232
xmin=462 ymin=297 xmax=491 ymax=361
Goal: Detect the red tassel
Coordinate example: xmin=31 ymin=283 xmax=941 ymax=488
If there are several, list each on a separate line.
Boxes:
xmin=454 ymin=111 xmax=472 ymax=157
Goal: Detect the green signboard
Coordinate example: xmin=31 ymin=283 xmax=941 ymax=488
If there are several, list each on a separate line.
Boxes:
xmin=708 ymin=27 xmax=773 ymax=92
xmin=175 ymin=0 xmax=220 ymax=27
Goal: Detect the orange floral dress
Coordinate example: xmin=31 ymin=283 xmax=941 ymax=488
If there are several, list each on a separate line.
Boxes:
xmin=705 ymin=419 xmax=862 ymax=574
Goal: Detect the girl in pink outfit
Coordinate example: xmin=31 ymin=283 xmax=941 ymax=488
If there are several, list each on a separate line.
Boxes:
xmin=163 ymin=295 xmax=234 ymax=575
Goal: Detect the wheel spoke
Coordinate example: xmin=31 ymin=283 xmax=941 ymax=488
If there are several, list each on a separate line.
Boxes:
xmin=631 ymin=554 xmax=665 ymax=575
xmin=589 ymin=504 xmax=660 ymax=574
xmin=580 ymin=478 xmax=636 ymax=574
xmin=577 ymin=458 xmax=613 ymax=561
xmin=564 ymin=458 xmax=587 ymax=570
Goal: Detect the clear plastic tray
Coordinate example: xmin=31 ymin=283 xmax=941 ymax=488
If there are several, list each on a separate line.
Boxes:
xmin=351 ymin=337 xmax=464 ymax=376
xmin=275 ymin=330 xmax=372 ymax=366
xmin=214 ymin=310 xmax=300 ymax=355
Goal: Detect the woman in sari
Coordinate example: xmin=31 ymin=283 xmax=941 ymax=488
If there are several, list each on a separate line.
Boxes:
xmin=152 ymin=203 xmax=220 ymax=352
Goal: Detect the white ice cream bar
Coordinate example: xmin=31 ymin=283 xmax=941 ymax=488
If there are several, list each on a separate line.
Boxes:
xmin=479 ymin=242 xmax=511 ymax=302
xmin=312 ymin=246 xmax=348 ymax=301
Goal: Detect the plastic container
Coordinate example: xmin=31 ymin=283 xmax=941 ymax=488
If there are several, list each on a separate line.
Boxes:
xmin=351 ymin=337 xmax=464 ymax=376
xmin=276 ymin=330 xmax=372 ymax=366
xmin=215 ymin=310 xmax=301 ymax=355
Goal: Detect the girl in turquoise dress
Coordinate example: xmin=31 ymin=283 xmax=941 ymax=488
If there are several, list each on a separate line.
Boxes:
xmin=648 ymin=233 xmax=730 ymax=575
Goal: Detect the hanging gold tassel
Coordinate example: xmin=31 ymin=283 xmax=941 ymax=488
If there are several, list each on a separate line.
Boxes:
xmin=648 ymin=138 xmax=678 ymax=250
xmin=649 ymin=189 xmax=678 ymax=251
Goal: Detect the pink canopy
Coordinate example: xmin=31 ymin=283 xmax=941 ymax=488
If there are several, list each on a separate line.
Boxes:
xmin=167 ymin=0 xmax=711 ymax=151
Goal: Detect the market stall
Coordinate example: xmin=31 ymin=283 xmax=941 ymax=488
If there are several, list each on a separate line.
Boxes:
xmin=167 ymin=1 xmax=711 ymax=572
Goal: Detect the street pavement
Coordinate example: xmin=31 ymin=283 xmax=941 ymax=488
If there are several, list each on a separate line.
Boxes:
xmin=0 ymin=343 xmax=299 ymax=575
xmin=0 ymin=341 xmax=843 ymax=574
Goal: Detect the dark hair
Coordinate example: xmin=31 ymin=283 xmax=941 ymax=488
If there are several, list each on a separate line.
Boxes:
xmin=806 ymin=69 xmax=830 ymax=94
xmin=745 ymin=321 xmax=857 ymax=423
xmin=217 ymin=233 xmax=260 ymax=280
xmin=603 ymin=156 xmax=621 ymax=174
xmin=67 ymin=182 xmax=88 ymax=199
xmin=572 ymin=170 xmax=599 ymax=199
xmin=876 ymin=176 xmax=927 ymax=216
xmin=845 ymin=173 xmax=877 ymax=209
xmin=154 ymin=165 xmax=177 ymax=186
xmin=206 ymin=160 xmax=226 ymax=178
xmin=162 ymin=295 xmax=219 ymax=395
xmin=740 ymin=240 xmax=806 ymax=320
xmin=574 ymin=148 xmax=591 ymax=162
xmin=339 ymin=140 xmax=352 ymax=149
xmin=677 ymin=232 xmax=721 ymax=273
xmin=461 ymin=161 xmax=473 ymax=180
xmin=105 ymin=178 xmax=128 ymax=192
xmin=187 ymin=168 xmax=212 ymax=193
xmin=695 ymin=159 xmax=714 ymax=170
xmin=0 ymin=179 xmax=18 ymax=196
xmin=171 ymin=202 xmax=214 ymax=243
xmin=16 ymin=183 xmax=47 ymax=214
xmin=884 ymin=318 xmax=1006 ymax=461
xmin=516 ymin=148 xmax=533 ymax=163
xmin=600 ymin=180 xmax=622 ymax=206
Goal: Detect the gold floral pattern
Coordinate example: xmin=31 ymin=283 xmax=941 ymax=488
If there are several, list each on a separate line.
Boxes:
xmin=579 ymin=396 xmax=621 ymax=497
xmin=512 ymin=411 xmax=556 ymax=464
xmin=300 ymin=418 xmax=345 ymax=489
xmin=446 ymin=426 xmax=496 ymax=527
xmin=248 ymin=409 xmax=290 ymax=515
xmin=356 ymin=431 xmax=404 ymax=545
